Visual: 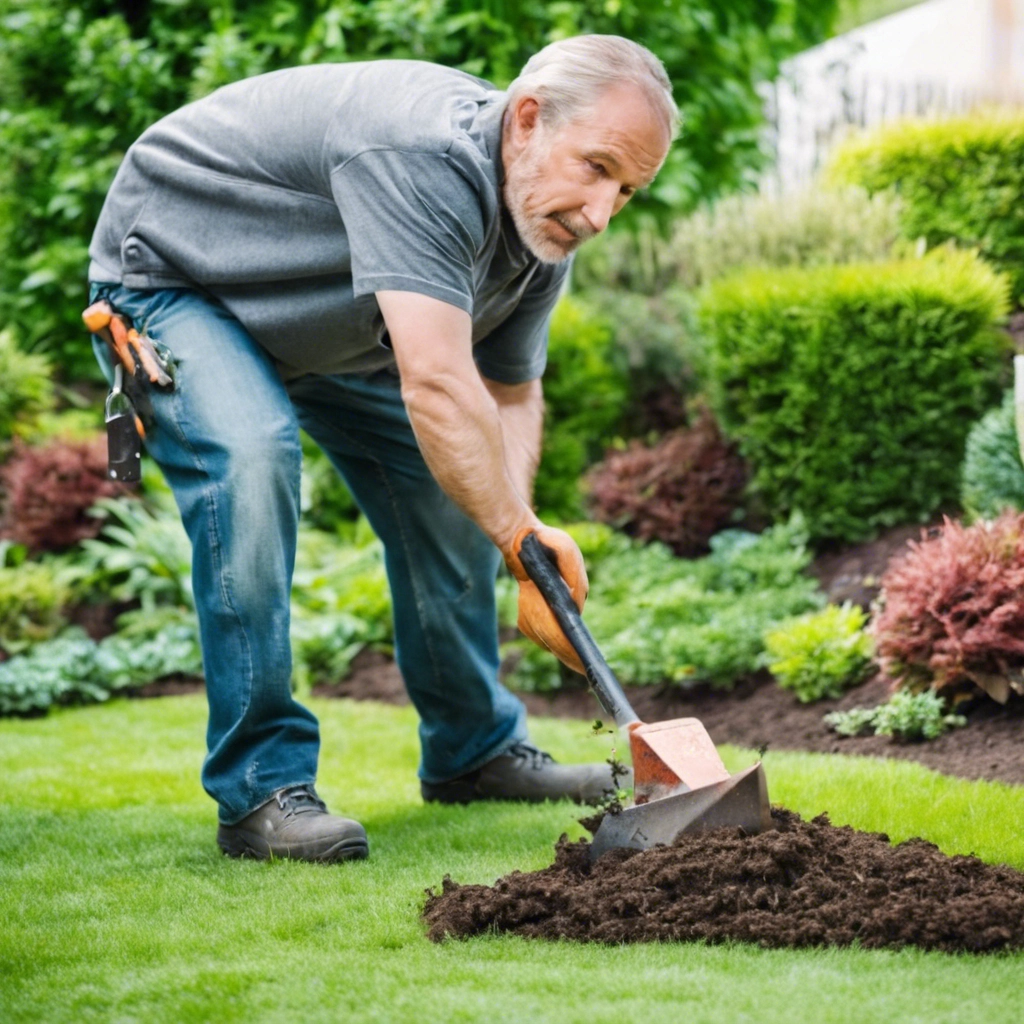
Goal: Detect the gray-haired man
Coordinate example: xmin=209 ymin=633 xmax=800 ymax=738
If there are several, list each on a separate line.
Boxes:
xmin=87 ymin=35 xmax=676 ymax=862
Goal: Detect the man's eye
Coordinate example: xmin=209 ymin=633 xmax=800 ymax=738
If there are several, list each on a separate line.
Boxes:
xmin=620 ymin=186 xmax=635 ymax=198
xmin=586 ymin=160 xmax=605 ymax=175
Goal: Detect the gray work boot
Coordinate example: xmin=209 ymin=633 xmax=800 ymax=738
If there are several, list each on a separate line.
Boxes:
xmin=421 ymin=742 xmax=630 ymax=805
xmin=217 ymin=784 xmax=368 ymax=863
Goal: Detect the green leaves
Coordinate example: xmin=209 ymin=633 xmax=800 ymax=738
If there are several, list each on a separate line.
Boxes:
xmin=825 ymin=689 xmax=967 ymax=742
xmin=700 ymin=251 xmax=1010 ymax=543
xmin=827 ymin=111 xmax=1024 ymax=304
xmin=764 ymin=602 xmax=873 ymax=703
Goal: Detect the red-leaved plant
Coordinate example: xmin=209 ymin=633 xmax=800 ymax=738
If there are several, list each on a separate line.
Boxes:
xmin=585 ymin=408 xmax=747 ymax=558
xmin=871 ymin=513 xmax=1024 ymax=703
xmin=0 ymin=436 xmax=126 ymax=552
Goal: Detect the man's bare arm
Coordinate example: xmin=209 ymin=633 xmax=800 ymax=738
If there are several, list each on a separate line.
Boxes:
xmin=376 ymin=290 xmax=541 ymax=553
xmin=482 ymin=376 xmax=543 ymax=507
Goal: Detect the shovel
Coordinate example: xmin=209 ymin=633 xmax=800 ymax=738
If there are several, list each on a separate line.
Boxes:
xmin=518 ymin=532 xmax=772 ymax=861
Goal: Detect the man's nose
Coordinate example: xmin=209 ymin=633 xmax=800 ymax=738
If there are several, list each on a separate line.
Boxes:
xmin=581 ymin=181 xmax=620 ymax=234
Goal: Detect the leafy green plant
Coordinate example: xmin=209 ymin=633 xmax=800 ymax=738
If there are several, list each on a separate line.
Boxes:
xmin=824 ymin=689 xmax=967 ymax=742
xmin=827 ymin=111 xmax=1024 ymax=302
xmin=764 ymin=602 xmax=874 ymax=702
xmin=871 ymin=512 xmax=1024 ymax=704
xmin=0 ymin=327 xmax=54 ymax=443
xmin=0 ymin=560 xmax=69 ymax=655
xmin=503 ymin=516 xmax=824 ymax=692
xmin=0 ymin=630 xmax=104 ymax=715
xmin=700 ymin=250 xmax=1010 ymax=543
xmin=961 ymin=390 xmax=1024 ymax=521
xmin=69 ymin=498 xmax=194 ymax=611
xmin=535 ymin=297 xmax=631 ymax=520
xmin=300 ymin=433 xmax=360 ymax=537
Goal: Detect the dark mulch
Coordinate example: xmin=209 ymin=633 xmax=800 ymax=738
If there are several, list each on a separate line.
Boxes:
xmin=423 ymin=808 xmax=1024 ymax=952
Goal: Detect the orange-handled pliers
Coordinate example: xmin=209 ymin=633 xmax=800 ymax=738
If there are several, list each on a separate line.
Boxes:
xmin=83 ymin=300 xmax=174 ymax=389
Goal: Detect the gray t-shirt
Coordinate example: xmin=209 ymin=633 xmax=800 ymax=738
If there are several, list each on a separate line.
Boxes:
xmin=88 ymin=61 xmax=570 ymax=383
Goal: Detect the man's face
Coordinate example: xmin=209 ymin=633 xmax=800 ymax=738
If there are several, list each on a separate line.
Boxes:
xmin=503 ymin=82 xmax=671 ymax=264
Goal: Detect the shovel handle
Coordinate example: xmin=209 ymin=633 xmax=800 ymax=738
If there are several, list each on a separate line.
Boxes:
xmin=518 ymin=532 xmax=640 ymax=730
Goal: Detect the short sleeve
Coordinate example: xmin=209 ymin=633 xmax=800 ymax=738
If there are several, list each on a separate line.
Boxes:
xmin=330 ymin=149 xmax=486 ymax=312
xmin=473 ymin=261 xmax=571 ymax=384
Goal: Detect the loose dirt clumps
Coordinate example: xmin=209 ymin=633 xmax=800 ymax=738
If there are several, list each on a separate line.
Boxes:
xmin=423 ymin=809 xmax=1024 ymax=953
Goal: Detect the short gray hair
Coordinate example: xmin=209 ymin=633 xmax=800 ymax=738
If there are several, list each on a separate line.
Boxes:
xmin=506 ymin=35 xmax=680 ymax=139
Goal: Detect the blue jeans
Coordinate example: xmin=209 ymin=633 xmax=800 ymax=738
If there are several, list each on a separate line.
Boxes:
xmin=89 ymin=283 xmax=527 ymax=823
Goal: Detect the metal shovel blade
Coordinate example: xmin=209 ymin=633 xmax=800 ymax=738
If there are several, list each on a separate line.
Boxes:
xmin=588 ymin=763 xmax=772 ymax=862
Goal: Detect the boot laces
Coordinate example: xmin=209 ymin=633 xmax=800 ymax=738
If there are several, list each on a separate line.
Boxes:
xmin=275 ymin=785 xmax=327 ymax=817
xmin=507 ymin=742 xmax=556 ymax=770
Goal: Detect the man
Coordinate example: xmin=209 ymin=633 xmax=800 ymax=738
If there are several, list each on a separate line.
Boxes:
xmin=87 ymin=34 xmax=677 ymax=863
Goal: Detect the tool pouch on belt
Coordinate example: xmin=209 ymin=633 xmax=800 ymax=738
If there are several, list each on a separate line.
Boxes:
xmin=83 ymin=300 xmax=176 ymax=484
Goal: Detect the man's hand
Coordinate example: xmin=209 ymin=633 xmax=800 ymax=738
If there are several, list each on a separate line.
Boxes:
xmin=505 ymin=525 xmax=589 ymax=675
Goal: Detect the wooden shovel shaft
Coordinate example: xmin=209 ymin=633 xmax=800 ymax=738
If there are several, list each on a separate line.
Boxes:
xmin=518 ymin=532 xmax=641 ymax=730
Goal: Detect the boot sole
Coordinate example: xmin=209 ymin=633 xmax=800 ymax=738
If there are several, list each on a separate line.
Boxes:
xmin=217 ymin=826 xmax=369 ymax=863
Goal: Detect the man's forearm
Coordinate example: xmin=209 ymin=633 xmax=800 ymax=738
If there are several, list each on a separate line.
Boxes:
xmin=401 ymin=371 xmax=539 ymax=552
xmin=377 ymin=290 xmax=540 ymax=554
xmin=483 ymin=377 xmax=544 ymax=507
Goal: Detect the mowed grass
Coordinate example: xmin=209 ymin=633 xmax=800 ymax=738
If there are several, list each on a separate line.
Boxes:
xmin=1 ymin=696 xmax=1022 ymax=1024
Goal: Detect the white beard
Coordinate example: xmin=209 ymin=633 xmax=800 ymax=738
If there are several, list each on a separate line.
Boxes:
xmin=503 ymin=143 xmax=596 ymax=264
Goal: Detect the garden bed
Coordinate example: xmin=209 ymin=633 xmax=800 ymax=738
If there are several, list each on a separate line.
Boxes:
xmin=423 ymin=807 xmax=1024 ymax=952
xmin=316 ymin=651 xmax=1024 ymax=787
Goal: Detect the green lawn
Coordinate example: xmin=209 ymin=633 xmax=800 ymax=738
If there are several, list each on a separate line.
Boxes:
xmin=1 ymin=695 xmax=1022 ymax=1024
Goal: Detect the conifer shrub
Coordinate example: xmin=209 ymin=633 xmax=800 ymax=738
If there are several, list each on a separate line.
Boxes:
xmin=0 ymin=437 xmax=124 ymax=552
xmin=871 ymin=513 xmax=1024 ymax=703
xmin=961 ymin=390 xmax=1024 ymax=521
xmin=700 ymin=251 xmax=1010 ymax=543
xmin=827 ymin=111 xmax=1024 ymax=301
xmin=585 ymin=408 xmax=747 ymax=557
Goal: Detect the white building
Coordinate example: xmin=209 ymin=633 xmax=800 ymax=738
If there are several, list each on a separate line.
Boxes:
xmin=765 ymin=0 xmax=1024 ymax=188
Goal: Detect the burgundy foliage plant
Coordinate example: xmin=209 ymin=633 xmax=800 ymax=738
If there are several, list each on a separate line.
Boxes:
xmin=872 ymin=513 xmax=1024 ymax=703
xmin=0 ymin=436 xmax=126 ymax=552
xmin=585 ymin=408 xmax=748 ymax=558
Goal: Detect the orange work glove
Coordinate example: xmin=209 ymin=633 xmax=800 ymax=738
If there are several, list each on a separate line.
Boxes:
xmin=505 ymin=525 xmax=589 ymax=675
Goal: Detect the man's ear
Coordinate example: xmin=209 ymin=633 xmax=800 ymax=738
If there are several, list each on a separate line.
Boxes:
xmin=510 ymin=96 xmax=542 ymax=143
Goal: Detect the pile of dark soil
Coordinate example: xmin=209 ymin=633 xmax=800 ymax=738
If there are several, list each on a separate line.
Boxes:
xmin=423 ymin=809 xmax=1024 ymax=953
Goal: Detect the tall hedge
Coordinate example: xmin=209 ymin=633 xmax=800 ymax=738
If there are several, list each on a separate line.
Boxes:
xmin=700 ymin=251 xmax=1010 ymax=543
xmin=827 ymin=112 xmax=1024 ymax=304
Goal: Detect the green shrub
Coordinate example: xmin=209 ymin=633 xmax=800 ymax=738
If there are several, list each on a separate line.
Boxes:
xmin=824 ymin=689 xmax=967 ymax=741
xmin=0 ymin=632 xmax=104 ymax=716
xmin=535 ymin=297 xmax=630 ymax=521
xmin=575 ymin=287 xmax=700 ymax=435
xmin=700 ymin=250 xmax=1010 ymax=543
xmin=827 ymin=111 xmax=1024 ymax=302
xmin=961 ymin=390 xmax=1024 ymax=520
xmin=573 ymin=186 xmax=904 ymax=296
xmin=764 ymin=602 xmax=874 ymax=702
xmin=503 ymin=516 xmax=824 ymax=692
xmin=300 ymin=432 xmax=360 ymax=536
xmin=0 ymin=327 xmax=54 ymax=443
xmin=69 ymin=498 xmax=194 ymax=611
xmin=0 ymin=617 xmax=204 ymax=717
xmin=0 ymin=560 xmax=69 ymax=655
